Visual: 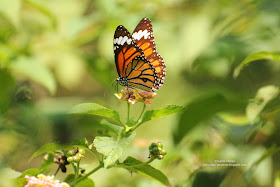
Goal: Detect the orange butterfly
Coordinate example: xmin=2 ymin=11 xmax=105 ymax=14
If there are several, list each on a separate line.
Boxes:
xmin=114 ymin=17 xmax=166 ymax=92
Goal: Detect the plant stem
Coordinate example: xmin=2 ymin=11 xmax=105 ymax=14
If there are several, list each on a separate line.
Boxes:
xmin=127 ymin=101 xmax=130 ymax=120
xmin=74 ymin=161 xmax=80 ymax=181
xmin=71 ymin=164 xmax=102 ymax=186
xmin=145 ymin=157 xmax=155 ymax=165
xmin=136 ymin=103 xmax=146 ymax=123
xmin=129 ymin=104 xmax=146 ymax=132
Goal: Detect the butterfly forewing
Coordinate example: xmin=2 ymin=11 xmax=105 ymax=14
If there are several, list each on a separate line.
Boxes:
xmin=132 ymin=17 xmax=166 ymax=89
xmin=114 ymin=25 xmax=144 ymax=78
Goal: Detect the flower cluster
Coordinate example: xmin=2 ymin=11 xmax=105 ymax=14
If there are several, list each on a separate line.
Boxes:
xmin=25 ymin=174 xmax=69 ymax=187
xmin=149 ymin=142 xmax=167 ymax=160
xmin=66 ymin=147 xmax=85 ymax=163
xmin=115 ymin=88 xmax=156 ymax=106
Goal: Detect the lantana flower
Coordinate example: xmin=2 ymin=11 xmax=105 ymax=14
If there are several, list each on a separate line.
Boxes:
xmin=25 ymin=174 xmax=70 ymax=187
xmin=114 ymin=88 xmax=156 ymax=106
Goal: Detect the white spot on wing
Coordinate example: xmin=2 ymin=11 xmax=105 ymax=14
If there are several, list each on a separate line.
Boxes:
xmin=142 ymin=30 xmax=149 ymax=39
xmin=126 ymin=38 xmax=132 ymax=45
xmin=136 ymin=30 xmax=144 ymax=40
xmin=117 ymin=36 xmax=123 ymax=44
xmin=120 ymin=36 xmax=128 ymax=45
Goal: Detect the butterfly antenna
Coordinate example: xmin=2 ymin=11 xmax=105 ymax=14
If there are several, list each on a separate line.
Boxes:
xmin=104 ymin=79 xmax=117 ymax=97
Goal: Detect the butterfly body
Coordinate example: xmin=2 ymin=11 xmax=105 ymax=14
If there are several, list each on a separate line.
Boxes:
xmin=114 ymin=18 xmax=166 ymax=92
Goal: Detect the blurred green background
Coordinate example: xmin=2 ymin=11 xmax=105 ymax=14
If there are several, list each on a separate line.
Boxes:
xmin=1 ymin=0 xmax=280 ymax=186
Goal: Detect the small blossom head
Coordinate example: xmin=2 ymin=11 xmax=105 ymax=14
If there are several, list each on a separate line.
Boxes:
xmin=148 ymin=142 xmax=167 ymax=160
xmin=25 ymin=174 xmax=70 ymax=187
xmin=115 ymin=88 xmax=156 ymax=106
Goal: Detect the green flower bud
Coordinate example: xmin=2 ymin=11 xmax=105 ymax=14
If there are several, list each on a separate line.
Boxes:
xmin=79 ymin=149 xmax=85 ymax=155
xmin=151 ymin=147 xmax=159 ymax=155
xmin=161 ymin=149 xmax=167 ymax=155
xmin=67 ymin=156 xmax=74 ymax=163
xmin=157 ymin=155 xmax=164 ymax=160
xmin=73 ymin=155 xmax=81 ymax=162
xmin=156 ymin=142 xmax=163 ymax=149
xmin=67 ymin=150 xmax=74 ymax=156
xmin=149 ymin=143 xmax=155 ymax=151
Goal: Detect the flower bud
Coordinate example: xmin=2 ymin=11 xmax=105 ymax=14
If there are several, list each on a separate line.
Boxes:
xmin=156 ymin=142 xmax=163 ymax=149
xmin=161 ymin=149 xmax=167 ymax=155
xmin=67 ymin=156 xmax=73 ymax=163
xmin=73 ymin=155 xmax=80 ymax=162
xmin=79 ymin=149 xmax=85 ymax=155
xmin=157 ymin=155 xmax=164 ymax=160
xmin=67 ymin=150 xmax=74 ymax=156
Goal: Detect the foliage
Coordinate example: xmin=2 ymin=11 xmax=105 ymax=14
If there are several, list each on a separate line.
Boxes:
xmin=1 ymin=0 xmax=280 ymax=186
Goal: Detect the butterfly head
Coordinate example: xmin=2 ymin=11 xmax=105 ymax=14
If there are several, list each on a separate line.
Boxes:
xmin=116 ymin=77 xmax=128 ymax=87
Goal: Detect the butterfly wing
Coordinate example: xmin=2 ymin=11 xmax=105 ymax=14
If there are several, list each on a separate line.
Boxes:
xmin=132 ymin=17 xmax=166 ymax=89
xmin=125 ymin=56 xmax=159 ymax=92
xmin=114 ymin=25 xmax=144 ymax=78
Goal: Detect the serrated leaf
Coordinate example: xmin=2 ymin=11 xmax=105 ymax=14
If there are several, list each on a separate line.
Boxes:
xmin=234 ymin=51 xmax=280 ymax=78
xmin=173 ymin=92 xmax=246 ymax=144
xmin=70 ymin=103 xmax=121 ymax=124
xmin=93 ymin=132 xmax=136 ymax=168
xmin=11 ymin=56 xmax=56 ymax=94
xmin=142 ymin=105 xmax=185 ymax=123
xmin=118 ymin=156 xmax=171 ymax=186
xmin=29 ymin=138 xmax=89 ymax=162
xmin=246 ymin=85 xmax=279 ymax=123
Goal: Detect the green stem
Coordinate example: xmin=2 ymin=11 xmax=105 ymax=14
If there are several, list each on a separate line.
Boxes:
xmin=71 ymin=164 xmax=102 ymax=186
xmin=145 ymin=157 xmax=155 ymax=165
xmin=127 ymin=102 xmax=130 ymax=120
xmin=129 ymin=104 xmax=146 ymax=132
xmin=75 ymin=161 xmax=80 ymax=180
xmin=136 ymin=103 xmax=146 ymax=123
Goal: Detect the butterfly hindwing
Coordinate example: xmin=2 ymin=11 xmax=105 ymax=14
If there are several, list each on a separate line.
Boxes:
xmin=114 ymin=25 xmax=144 ymax=78
xmin=125 ymin=56 xmax=158 ymax=92
xmin=132 ymin=17 xmax=166 ymax=89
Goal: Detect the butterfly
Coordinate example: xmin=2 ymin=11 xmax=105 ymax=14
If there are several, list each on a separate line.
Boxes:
xmin=114 ymin=17 xmax=166 ymax=92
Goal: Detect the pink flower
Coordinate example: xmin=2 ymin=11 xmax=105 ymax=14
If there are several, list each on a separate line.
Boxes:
xmin=115 ymin=89 xmax=156 ymax=106
xmin=25 ymin=174 xmax=69 ymax=187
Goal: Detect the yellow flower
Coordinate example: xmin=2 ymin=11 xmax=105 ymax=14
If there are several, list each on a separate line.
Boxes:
xmin=25 ymin=174 xmax=70 ymax=187
xmin=115 ymin=89 xmax=156 ymax=106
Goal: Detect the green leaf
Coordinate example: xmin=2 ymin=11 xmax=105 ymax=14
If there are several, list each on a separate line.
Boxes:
xmin=14 ymin=168 xmax=42 ymax=187
xmin=142 ymin=105 xmax=185 ymax=123
xmin=40 ymin=153 xmax=55 ymax=171
xmin=29 ymin=138 xmax=89 ymax=162
xmin=93 ymin=132 xmax=136 ymax=168
xmin=100 ymin=119 xmax=121 ymax=135
xmin=173 ymin=92 xmax=246 ymax=144
xmin=234 ymin=51 xmax=280 ymax=78
xmin=65 ymin=174 xmax=95 ymax=187
xmin=0 ymin=69 xmax=15 ymax=113
xmin=246 ymin=85 xmax=279 ymax=123
xmin=70 ymin=103 xmax=121 ymax=124
xmin=20 ymin=168 xmax=42 ymax=177
xmin=11 ymin=56 xmax=56 ymax=95
xmin=118 ymin=156 xmax=171 ymax=186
